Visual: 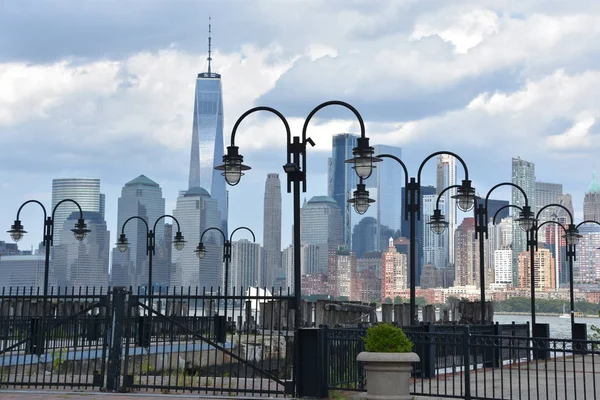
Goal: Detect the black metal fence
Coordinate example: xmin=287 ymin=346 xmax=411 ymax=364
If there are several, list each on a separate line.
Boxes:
xmin=323 ymin=324 xmax=600 ymax=400
xmin=0 ymin=286 xmax=295 ymax=396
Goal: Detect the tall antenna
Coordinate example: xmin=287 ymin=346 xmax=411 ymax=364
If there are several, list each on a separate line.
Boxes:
xmin=207 ymin=17 xmax=212 ymax=74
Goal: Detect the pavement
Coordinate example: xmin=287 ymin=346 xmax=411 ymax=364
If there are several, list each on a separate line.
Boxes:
xmin=0 ymin=392 xmax=273 ymax=400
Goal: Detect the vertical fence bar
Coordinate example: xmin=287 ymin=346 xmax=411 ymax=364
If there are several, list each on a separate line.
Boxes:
xmin=463 ymin=326 xmax=471 ymax=400
xmin=106 ymin=286 xmax=127 ymax=391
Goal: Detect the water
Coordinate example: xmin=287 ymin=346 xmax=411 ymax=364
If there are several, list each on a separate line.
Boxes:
xmin=494 ymin=314 xmax=600 ymax=339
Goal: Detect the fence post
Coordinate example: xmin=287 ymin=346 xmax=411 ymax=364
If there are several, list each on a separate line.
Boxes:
xmin=296 ymin=326 xmax=329 ymax=398
xmin=106 ymin=286 xmax=128 ymax=391
xmin=462 ymin=326 xmax=471 ymax=400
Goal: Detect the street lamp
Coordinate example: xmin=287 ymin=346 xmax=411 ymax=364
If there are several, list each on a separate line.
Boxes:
xmin=8 ymin=199 xmax=90 ymax=297
xmin=195 ymin=226 xmax=256 ymax=298
xmin=429 ymin=182 xmax=536 ymax=324
xmin=348 ymin=152 xmax=476 ymax=325
xmin=116 ymin=214 xmax=186 ymax=292
xmin=215 ymin=100 xmax=372 ymax=332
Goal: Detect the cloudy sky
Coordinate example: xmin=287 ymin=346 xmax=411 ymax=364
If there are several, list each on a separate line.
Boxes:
xmin=2 ymin=0 xmax=600 ymax=252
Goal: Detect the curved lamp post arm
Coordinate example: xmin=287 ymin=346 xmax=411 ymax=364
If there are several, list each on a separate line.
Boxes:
xmin=537 ymin=203 xmax=574 ymax=224
xmin=492 ymin=205 xmax=523 ymax=225
xmin=303 ymin=101 xmax=368 ymax=188
xmin=576 ymin=220 xmax=600 ymax=230
xmin=51 ymin=199 xmax=84 ymax=220
xmin=536 ymin=220 xmax=568 ymax=235
xmin=15 ymin=200 xmax=48 ymax=221
xmin=229 ymin=106 xmax=292 ymax=155
xmin=376 ymin=154 xmax=409 ymax=188
xmin=229 ymin=226 xmax=256 ymax=243
xmin=200 ymin=227 xmax=227 ymax=244
xmin=484 ymin=182 xmax=530 ymax=209
xmin=153 ymin=214 xmax=182 ymax=233
xmin=416 ymin=151 xmax=470 ymax=182
xmin=121 ymin=216 xmax=150 ymax=234
xmin=435 ymin=184 xmax=462 ymax=210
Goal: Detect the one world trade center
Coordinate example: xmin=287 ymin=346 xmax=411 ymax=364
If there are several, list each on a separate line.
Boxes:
xmin=188 ymin=23 xmax=227 ymax=233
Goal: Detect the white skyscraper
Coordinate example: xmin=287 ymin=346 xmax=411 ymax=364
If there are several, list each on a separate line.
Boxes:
xmin=230 ymin=239 xmax=264 ymax=294
xmin=111 ymin=175 xmax=166 ymax=288
xmin=51 ymin=178 xmax=102 ymax=246
xmin=172 ymin=187 xmax=222 ymax=289
xmin=422 ymin=194 xmax=447 ymax=269
xmin=436 ymin=155 xmax=457 ymax=264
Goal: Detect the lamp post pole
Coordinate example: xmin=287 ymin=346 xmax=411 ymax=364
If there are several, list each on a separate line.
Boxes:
xmin=525 ymin=204 xmax=581 ymax=333
xmin=349 ymin=152 xmax=476 ymax=325
xmin=116 ymin=214 xmax=186 ymax=292
xmin=8 ymin=199 xmax=91 ymax=297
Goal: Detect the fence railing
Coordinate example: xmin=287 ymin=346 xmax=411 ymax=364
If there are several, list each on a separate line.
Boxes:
xmin=0 ymin=286 xmax=296 ymax=396
xmin=324 ymin=324 xmax=600 ymax=400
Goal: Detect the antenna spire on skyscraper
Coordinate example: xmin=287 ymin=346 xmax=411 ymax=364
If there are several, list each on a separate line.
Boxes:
xmin=207 ymin=17 xmax=212 ymax=74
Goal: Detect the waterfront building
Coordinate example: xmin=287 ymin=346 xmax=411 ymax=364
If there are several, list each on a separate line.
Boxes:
xmin=511 ymin=157 xmax=535 ymax=286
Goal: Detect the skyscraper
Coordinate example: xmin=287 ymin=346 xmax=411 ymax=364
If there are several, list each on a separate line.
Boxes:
xmin=352 ymin=217 xmax=378 ymax=258
xmin=400 ymin=185 xmax=437 ymax=285
xmin=573 ymin=225 xmax=600 ymax=283
xmin=381 ymin=238 xmax=408 ymax=301
xmin=535 ymin=182 xmax=563 ymax=220
xmin=436 ymin=154 xmax=456 ymax=264
xmin=454 ymin=217 xmax=485 ymax=287
xmin=54 ymin=211 xmax=110 ymax=289
xmin=328 ymin=248 xmax=358 ymax=300
xmin=51 ymin=178 xmax=102 ymax=246
xmin=422 ymin=194 xmax=447 ymax=269
xmin=300 ymin=196 xmax=343 ymax=274
xmin=188 ymin=23 xmax=227 ymax=234
xmin=328 ymin=134 xmax=359 ymax=249
xmin=511 ymin=157 xmax=535 ymax=286
xmin=263 ymin=173 xmax=282 ymax=287
xmin=171 ymin=187 xmax=222 ymax=289
xmin=111 ymin=175 xmax=166 ymax=289
xmin=518 ymin=248 xmax=555 ymax=290
xmin=230 ymin=239 xmax=264 ymax=293
xmin=584 ymin=171 xmax=600 ymax=222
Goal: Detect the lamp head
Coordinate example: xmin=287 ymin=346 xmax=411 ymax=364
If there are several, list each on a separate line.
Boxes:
xmin=347 ymin=182 xmax=375 ymax=214
xmin=116 ymin=234 xmax=129 ymax=253
xmin=427 ymin=209 xmax=448 ymax=234
xmin=7 ymin=220 xmax=26 ymax=242
xmin=564 ymin=224 xmax=582 ymax=246
xmin=72 ymin=218 xmax=91 ymax=241
xmin=195 ymin=242 xmax=207 ymax=259
xmin=173 ymin=231 xmax=186 ymax=251
xmin=516 ymin=205 xmax=536 ymax=232
xmin=215 ymin=145 xmax=251 ymax=186
xmin=452 ymin=179 xmax=476 ymax=212
xmin=345 ymin=137 xmax=381 ymax=180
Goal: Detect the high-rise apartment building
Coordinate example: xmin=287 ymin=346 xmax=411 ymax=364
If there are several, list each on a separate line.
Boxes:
xmin=535 ymin=182 xmax=563 ymax=220
xmin=488 ymin=216 xmax=513 ymax=279
xmin=328 ymin=249 xmax=358 ymax=300
xmin=436 ymin=154 xmax=456 ymax=264
xmin=401 ymin=185 xmax=437 ymax=286
xmin=230 ymin=239 xmax=264 ymax=293
xmin=51 ymin=178 xmax=102 ymax=246
xmin=494 ymin=247 xmax=513 ymax=286
xmin=573 ymin=225 xmax=600 ymax=283
xmin=300 ymin=196 xmax=343 ymax=274
xmin=455 ymin=217 xmax=485 ymax=287
xmin=188 ymin=25 xmax=227 ymax=234
xmin=423 ymin=194 xmax=447 ymax=269
xmin=584 ymin=172 xmax=600 ymax=222
xmin=171 ymin=187 xmax=222 ymax=289
xmin=511 ymin=157 xmax=535 ymax=286
xmin=381 ymin=238 xmax=408 ymax=301
xmin=328 ymin=134 xmax=359 ymax=249
xmin=263 ymin=173 xmax=282 ymax=287
xmin=111 ymin=175 xmax=166 ymax=289
xmin=54 ymin=211 xmax=110 ymax=289
xmin=518 ymin=248 xmax=555 ymax=290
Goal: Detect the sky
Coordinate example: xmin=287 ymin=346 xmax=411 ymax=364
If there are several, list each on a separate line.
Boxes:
xmin=2 ymin=0 xmax=600 ymax=253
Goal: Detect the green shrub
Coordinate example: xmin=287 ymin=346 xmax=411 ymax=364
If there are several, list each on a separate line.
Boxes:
xmin=362 ymin=323 xmax=413 ymax=353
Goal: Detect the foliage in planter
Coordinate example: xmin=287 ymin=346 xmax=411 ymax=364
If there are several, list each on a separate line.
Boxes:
xmin=362 ymin=323 xmax=413 ymax=353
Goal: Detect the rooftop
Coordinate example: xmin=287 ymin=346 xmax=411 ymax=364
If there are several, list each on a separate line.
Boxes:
xmin=125 ymin=175 xmax=159 ymax=188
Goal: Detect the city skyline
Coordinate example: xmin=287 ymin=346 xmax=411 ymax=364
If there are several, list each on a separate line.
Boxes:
xmin=3 ymin=2 xmax=600 ymax=261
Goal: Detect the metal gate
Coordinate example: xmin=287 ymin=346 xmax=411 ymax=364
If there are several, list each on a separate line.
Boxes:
xmin=118 ymin=287 xmax=295 ymax=396
xmin=0 ymin=287 xmax=110 ymax=389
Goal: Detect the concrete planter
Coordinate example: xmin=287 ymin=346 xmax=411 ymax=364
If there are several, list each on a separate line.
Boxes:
xmin=356 ymin=351 xmax=420 ymax=400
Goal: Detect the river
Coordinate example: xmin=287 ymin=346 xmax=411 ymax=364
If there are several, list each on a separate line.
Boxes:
xmin=493 ymin=314 xmax=600 ymax=339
